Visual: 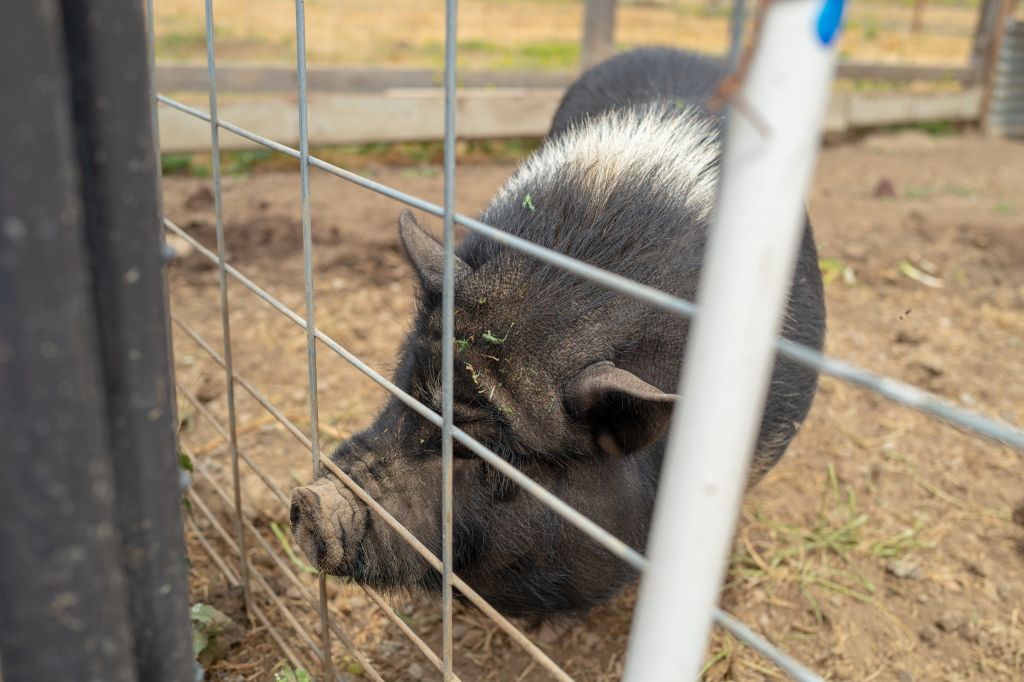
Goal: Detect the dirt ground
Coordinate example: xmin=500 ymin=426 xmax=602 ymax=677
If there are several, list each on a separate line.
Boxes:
xmin=166 ymin=129 xmax=1024 ymax=681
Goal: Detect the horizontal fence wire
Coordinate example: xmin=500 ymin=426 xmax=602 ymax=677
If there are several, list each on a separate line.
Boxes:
xmin=164 ymin=221 xmax=640 ymax=564
xmin=157 ymin=94 xmax=1024 ymax=452
xmin=166 ymin=225 xmax=819 ymax=679
xmin=179 ymin=400 xmax=380 ymax=675
xmin=176 ymin=380 xmax=458 ymax=681
xmin=170 ymin=313 xmax=575 ymax=682
xmin=160 ymin=16 xmax=1013 ymax=677
xmin=187 ymin=505 xmax=308 ymax=673
xmin=187 ymin=486 xmax=329 ymax=675
xmin=185 ymin=441 xmax=390 ymax=682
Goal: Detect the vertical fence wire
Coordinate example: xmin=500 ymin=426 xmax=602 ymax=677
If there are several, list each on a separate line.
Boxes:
xmin=163 ymin=214 xmax=824 ymax=678
xmin=187 ymin=494 xmax=311 ymax=672
xmin=154 ymin=91 xmax=1024 ymax=449
xmin=441 ymin=0 xmax=459 ymax=678
xmin=187 ymin=488 xmax=323 ymax=667
xmin=202 ymin=0 xmax=252 ymax=618
xmin=149 ymin=1 xmax=1020 ymax=680
xmin=171 ymin=310 xmax=562 ymax=679
xmin=728 ymin=0 xmax=747 ymax=68
xmin=291 ymin=0 xmax=334 ymax=677
xmin=174 ymin=401 xmax=387 ymax=680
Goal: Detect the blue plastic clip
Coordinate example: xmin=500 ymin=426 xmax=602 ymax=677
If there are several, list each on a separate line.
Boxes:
xmin=816 ymin=0 xmax=846 ymax=45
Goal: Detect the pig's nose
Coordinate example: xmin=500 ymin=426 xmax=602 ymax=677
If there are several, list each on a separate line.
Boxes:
xmin=289 ymin=480 xmax=354 ymax=574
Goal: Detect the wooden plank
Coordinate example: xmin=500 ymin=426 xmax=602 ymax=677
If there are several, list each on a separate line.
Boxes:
xmin=835 ymin=62 xmax=971 ymax=82
xmin=155 ymin=61 xmax=974 ymax=95
xmin=826 ymin=87 xmax=983 ymax=131
xmin=581 ymin=0 xmax=618 ymax=69
xmin=157 ymin=89 xmax=565 ymax=152
xmin=158 ymin=87 xmax=984 ymax=152
xmin=156 ymin=64 xmax=577 ymax=93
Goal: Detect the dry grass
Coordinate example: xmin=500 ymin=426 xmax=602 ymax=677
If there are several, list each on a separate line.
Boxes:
xmin=153 ymin=0 xmax=984 ymax=69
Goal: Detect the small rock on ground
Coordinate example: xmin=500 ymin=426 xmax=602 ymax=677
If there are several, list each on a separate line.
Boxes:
xmin=936 ymin=610 xmax=965 ymax=633
xmin=886 ymin=558 xmax=922 ymax=580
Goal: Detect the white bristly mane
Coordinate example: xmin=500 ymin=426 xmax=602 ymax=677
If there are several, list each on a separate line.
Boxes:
xmin=496 ymin=103 xmax=721 ymax=222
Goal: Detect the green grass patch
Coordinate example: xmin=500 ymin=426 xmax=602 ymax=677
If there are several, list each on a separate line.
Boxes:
xmin=904 ymin=185 xmax=935 ymax=199
xmin=517 ymin=40 xmax=580 ymax=69
xmin=162 ymin=153 xmax=207 ymax=177
xmin=861 ymin=16 xmax=881 ymax=41
xmin=161 ymin=139 xmax=542 ymax=180
xmin=419 ymin=38 xmax=579 ymax=70
xmin=458 ymin=38 xmax=501 ymax=53
xmin=156 ymin=29 xmax=208 ymax=59
xmin=728 ymin=463 xmax=929 ymax=640
xmin=819 ymin=258 xmax=857 ymax=286
xmin=885 ymin=120 xmax=960 ymax=136
xmin=270 ymin=520 xmax=318 ymax=575
xmin=274 ymin=665 xmax=314 ymax=682
xmin=225 ymin=149 xmax=275 ymax=176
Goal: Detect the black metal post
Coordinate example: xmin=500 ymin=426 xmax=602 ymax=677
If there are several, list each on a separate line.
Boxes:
xmin=58 ymin=0 xmax=194 ymax=679
xmin=0 ymin=2 xmax=138 ymax=680
xmin=0 ymin=1 xmax=193 ymax=680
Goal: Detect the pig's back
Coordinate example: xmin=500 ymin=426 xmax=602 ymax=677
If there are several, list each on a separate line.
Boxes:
xmin=549 ymin=47 xmax=728 ymax=139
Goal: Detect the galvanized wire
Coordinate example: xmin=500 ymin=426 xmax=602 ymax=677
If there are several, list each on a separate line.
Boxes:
xmin=188 ymin=488 xmax=327 ymax=673
xmin=175 ymin=321 xmax=452 ymax=679
xmin=290 ymin=0 xmax=333 ymax=676
xmin=156 ymin=94 xmax=1024 ymax=451
xmin=177 ymin=384 xmax=288 ymax=507
xmin=172 ymin=232 xmax=819 ymax=675
xmin=158 ymin=9 xmax=1020 ymax=677
xmin=166 ymin=224 xmax=814 ymax=679
xmin=168 ymin=304 xmax=575 ymax=680
xmin=440 ymin=0 xmax=459 ymax=679
xmin=188 ymin=507 xmax=307 ymax=673
xmin=166 ymin=220 xmax=645 ymax=568
xmin=200 ymin=0 xmax=252 ymax=618
xmin=362 ymin=585 xmax=459 ymax=680
xmin=182 ymin=440 xmax=385 ymax=682
xmin=318 ymin=455 xmax=578 ymax=682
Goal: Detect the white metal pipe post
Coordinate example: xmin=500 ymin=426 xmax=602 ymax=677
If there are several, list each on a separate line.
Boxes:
xmin=623 ymin=0 xmax=845 ymax=679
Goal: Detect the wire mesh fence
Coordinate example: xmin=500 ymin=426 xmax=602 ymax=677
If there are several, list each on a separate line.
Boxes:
xmin=149 ymin=0 xmax=1024 ymax=680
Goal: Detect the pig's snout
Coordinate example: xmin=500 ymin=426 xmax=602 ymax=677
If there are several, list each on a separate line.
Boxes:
xmin=289 ymin=478 xmax=354 ymax=574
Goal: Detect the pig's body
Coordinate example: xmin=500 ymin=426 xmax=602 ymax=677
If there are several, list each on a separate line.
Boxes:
xmin=291 ymin=47 xmax=826 ymax=620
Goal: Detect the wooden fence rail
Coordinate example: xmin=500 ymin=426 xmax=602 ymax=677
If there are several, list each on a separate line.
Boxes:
xmin=157 ymin=85 xmax=983 ymax=152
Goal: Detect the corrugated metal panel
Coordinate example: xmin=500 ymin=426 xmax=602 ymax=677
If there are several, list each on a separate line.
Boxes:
xmin=987 ymin=19 xmax=1024 ymax=137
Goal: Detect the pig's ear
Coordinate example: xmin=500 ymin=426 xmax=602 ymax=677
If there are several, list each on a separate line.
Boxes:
xmin=568 ymin=361 xmax=678 ymax=457
xmin=398 ymin=210 xmax=472 ymax=293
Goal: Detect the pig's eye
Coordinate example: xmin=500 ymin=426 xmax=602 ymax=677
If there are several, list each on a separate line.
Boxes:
xmin=453 ymin=403 xmax=491 ymax=425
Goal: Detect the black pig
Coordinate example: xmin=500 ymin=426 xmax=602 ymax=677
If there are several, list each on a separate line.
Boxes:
xmin=290 ymin=47 xmax=826 ymax=619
